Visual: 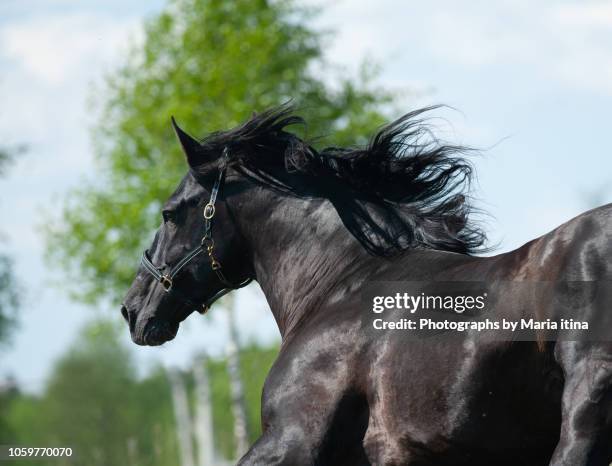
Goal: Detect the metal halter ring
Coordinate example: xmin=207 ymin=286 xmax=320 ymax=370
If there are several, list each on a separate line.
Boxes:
xmin=210 ymin=259 xmax=221 ymax=270
xmin=160 ymin=274 xmax=173 ymax=292
xmin=203 ymin=203 xmax=215 ymax=219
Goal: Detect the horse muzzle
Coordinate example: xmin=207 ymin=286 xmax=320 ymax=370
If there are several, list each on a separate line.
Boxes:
xmin=121 ymin=301 xmax=180 ymax=346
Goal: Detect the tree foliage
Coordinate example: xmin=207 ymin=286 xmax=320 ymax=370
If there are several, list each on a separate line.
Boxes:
xmin=2 ymin=317 xmax=279 ymax=463
xmin=0 ymin=145 xmax=22 ymax=347
xmin=45 ymin=0 xmax=396 ymax=304
xmin=3 ymin=319 xmax=177 ymax=465
xmin=0 ymin=255 xmax=18 ymax=347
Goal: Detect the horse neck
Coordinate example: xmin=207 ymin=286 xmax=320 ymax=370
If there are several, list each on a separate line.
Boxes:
xmin=234 ymin=187 xmax=368 ymax=340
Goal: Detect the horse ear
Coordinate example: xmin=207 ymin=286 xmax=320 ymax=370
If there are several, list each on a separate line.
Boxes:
xmin=171 ymin=116 xmax=202 ymax=167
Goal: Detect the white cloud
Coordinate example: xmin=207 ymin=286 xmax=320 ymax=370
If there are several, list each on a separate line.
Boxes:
xmin=0 ymin=11 xmax=146 ymax=190
xmin=0 ymin=12 xmax=141 ymax=85
xmin=426 ymin=1 xmax=612 ymax=95
xmin=310 ymin=0 xmax=612 ymax=96
xmin=554 ymin=3 xmax=612 ymax=27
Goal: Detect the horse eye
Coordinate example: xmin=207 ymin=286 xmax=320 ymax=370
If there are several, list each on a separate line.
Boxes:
xmin=162 ymin=210 xmax=175 ymax=223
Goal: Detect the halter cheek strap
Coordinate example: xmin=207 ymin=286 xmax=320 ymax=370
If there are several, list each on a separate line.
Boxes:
xmin=140 ymin=149 xmax=252 ymax=314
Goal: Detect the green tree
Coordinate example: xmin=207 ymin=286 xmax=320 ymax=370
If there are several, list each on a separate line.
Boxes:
xmin=39 ymin=320 xmax=139 ymax=466
xmin=3 ymin=323 xmax=280 ymax=464
xmin=0 ymin=255 xmax=18 ymax=346
xmin=5 ymin=319 xmax=179 ymax=466
xmin=45 ymin=0 xmax=396 ymax=304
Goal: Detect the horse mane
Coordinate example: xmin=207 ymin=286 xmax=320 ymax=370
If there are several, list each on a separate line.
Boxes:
xmin=198 ymin=104 xmax=487 ymax=256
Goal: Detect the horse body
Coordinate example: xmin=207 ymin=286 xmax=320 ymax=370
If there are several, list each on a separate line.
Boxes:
xmin=235 ymin=180 xmax=611 ymax=465
xmin=122 ymin=106 xmax=612 ymax=465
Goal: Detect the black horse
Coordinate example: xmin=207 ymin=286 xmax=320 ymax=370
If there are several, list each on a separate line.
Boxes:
xmin=121 ymin=106 xmax=612 ymax=465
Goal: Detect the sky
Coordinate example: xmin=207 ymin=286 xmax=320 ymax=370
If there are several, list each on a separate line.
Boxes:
xmin=1 ymin=0 xmax=610 ymax=392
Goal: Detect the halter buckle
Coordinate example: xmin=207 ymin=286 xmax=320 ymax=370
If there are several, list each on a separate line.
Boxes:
xmin=203 ymin=203 xmax=215 ymax=219
xmin=160 ymin=274 xmax=173 ymax=292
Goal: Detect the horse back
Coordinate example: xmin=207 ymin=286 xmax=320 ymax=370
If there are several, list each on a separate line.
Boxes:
xmin=503 ymin=203 xmax=612 ymax=281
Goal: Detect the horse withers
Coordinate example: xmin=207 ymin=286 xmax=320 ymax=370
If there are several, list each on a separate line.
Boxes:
xmin=121 ymin=106 xmax=612 ymax=465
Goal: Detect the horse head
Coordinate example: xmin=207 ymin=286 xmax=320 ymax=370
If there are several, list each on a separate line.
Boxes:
xmin=121 ymin=119 xmax=253 ymax=346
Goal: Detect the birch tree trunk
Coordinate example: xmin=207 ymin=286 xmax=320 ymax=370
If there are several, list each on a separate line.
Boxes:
xmin=193 ymin=355 xmax=215 ymax=466
xmin=226 ymin=298 xmax=250 ymax=459
xmin=168 ymin=368 xmax=195 ymax=466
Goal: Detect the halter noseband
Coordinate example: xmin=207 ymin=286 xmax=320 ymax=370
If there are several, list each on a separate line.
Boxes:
xmin=140 ymin=149 xmax=252 ymax=314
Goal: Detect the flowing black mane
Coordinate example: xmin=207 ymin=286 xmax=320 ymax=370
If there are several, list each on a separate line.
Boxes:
xmin=196 ymin=104 xmax=487 ymax=256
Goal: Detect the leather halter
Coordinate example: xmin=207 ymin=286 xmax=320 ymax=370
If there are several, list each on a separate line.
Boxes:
xmin=140 ymin=149 xmax=252 ymax=314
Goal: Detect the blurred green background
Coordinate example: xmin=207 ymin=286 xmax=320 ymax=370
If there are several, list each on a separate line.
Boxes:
xmin=1 ymin=317 xmax=279 ymax=465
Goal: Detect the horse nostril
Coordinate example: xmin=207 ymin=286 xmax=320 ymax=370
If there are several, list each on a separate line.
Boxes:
xmin=120 ymin=304 xmax=129 ymax=323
